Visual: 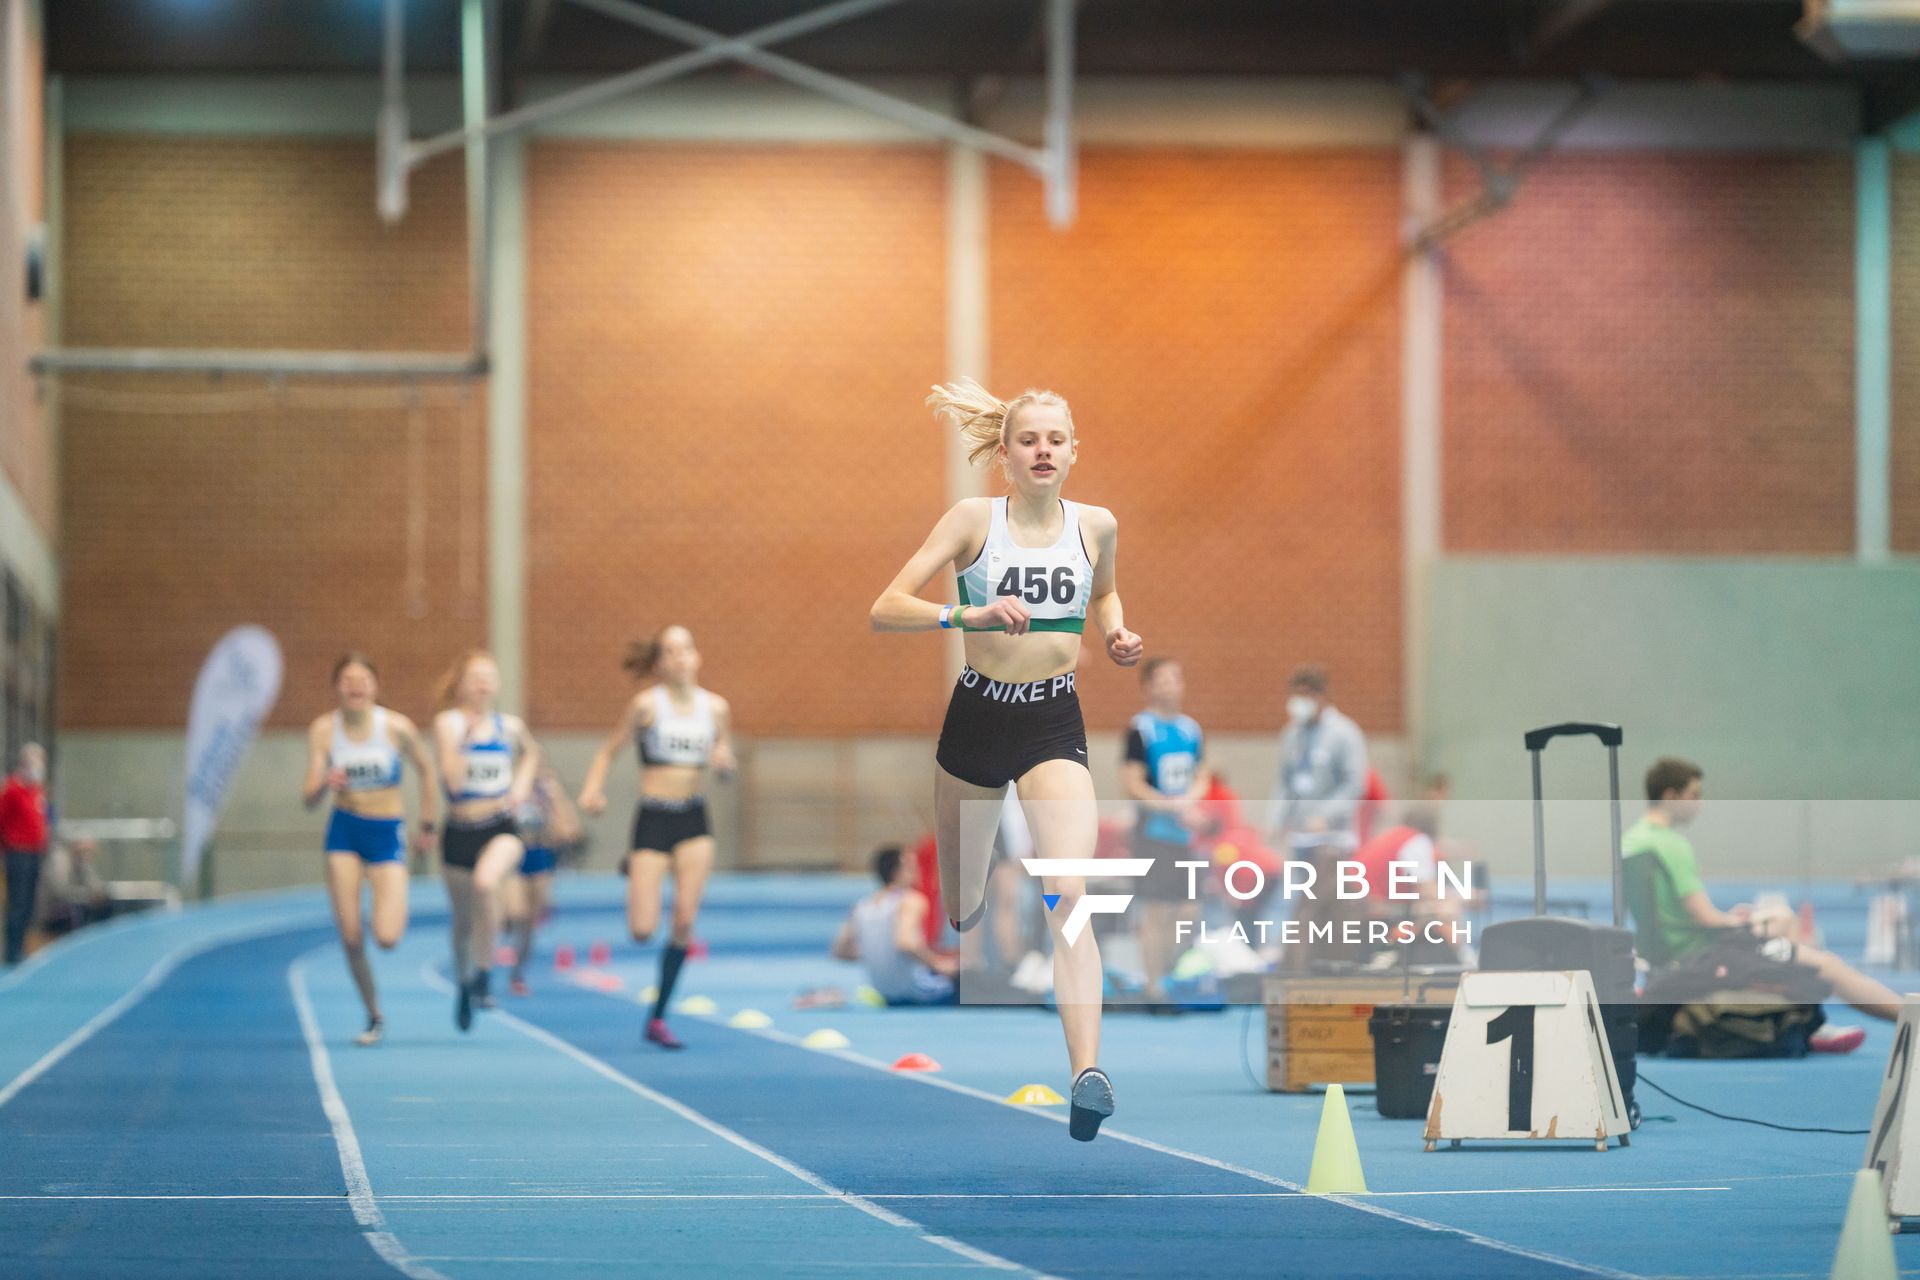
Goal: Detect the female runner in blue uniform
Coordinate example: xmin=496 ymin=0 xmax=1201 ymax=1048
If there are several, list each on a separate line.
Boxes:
xmin=871 ymin=379 xmax=1143 ymax=1141
xmin=432 ymin=650 xmax=541 ymax=1031
xmin=505 ymin=765 xmax=582 ymax=997
xmin=301 ymin=654 xmax=438 ymax=1046
xmin=579 ymin=626 xmax=736 ymax=1049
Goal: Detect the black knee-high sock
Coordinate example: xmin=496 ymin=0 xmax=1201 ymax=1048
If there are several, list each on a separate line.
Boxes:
xmin=652 ymin=944 xmax=689 ymax=1021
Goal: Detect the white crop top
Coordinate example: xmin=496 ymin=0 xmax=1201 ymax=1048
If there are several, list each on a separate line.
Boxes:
xmin=955 ymin=498 xmax=1093 ymax=634
xmin=448 ymin=710 xmax=515 ymax=802
xmin=638 ymin=686 xmax=716 ymax=768
xmin=330 ymin=708 xmax=402 ymax=793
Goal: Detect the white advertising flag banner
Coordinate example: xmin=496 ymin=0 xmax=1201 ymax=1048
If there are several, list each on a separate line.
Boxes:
xmin=182 ymin=626 xmax=283 ymax=886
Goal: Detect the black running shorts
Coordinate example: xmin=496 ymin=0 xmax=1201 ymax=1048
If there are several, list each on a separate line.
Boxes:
xmin=935 ymin=666 xmax=1089 ymax=790
xmin=630 ymin=796 xmax=711 ymax=856
xmin=442 ymin=812 xmax=518 ymax=871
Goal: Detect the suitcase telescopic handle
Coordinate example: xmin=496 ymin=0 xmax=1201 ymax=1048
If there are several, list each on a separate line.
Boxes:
xmin=1524 ymin=722 xmax=1626 ymax=928
xmin=1523 ymin=722 xmax=1624 ymax=750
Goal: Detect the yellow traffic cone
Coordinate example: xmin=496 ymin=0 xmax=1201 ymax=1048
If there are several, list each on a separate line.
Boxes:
xmin=1306 ymin=1084 xmax=1368 ymax=1194
xmin=1830 ymin=1168 xmax=1897 ymax=1280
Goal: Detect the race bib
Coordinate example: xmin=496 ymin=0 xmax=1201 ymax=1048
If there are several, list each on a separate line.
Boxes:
xmin=343 ymin=759 xmax=391 ymax=790
xmin=986 ymin=547 xmax=1087 ymax=620
xmin=464 ymin=753 xmax=511 ymax=794
xmin=1157 ymin=751 xmax=1195 ymax=794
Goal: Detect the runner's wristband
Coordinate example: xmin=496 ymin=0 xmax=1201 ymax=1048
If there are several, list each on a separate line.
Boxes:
xmin=939 ymin=605 xmax=954 ymax=630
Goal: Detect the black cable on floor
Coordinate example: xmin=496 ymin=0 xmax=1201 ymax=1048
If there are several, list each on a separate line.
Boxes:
xmin=1637 ymin=1070 xmax=1869 ymax=1135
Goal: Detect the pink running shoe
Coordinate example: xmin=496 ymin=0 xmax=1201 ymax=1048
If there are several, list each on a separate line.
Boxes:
xmin=645 ymin=1017 xmax=686 ymax=1050
xmin=1810 ymin=1024 xmax=1866 ymax=1054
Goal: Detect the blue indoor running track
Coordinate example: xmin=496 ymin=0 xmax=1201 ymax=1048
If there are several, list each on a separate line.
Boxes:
xmin=1 ymin=875 xmax=1912 ymax=1278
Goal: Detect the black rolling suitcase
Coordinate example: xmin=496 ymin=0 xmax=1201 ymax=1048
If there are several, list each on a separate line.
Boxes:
xmin=1478 ymin=722 xmax=1639 ymax=1125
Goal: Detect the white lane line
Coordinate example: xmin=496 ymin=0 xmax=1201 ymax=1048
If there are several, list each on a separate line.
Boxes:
xmin=291 ymin=950 xmax=450 ymax=1280
xmin=710 ymin=1020 xmax=1648 ymax=1280
xmin=412 ymin=1258 xmax=990 ymax=1269
xmin=0 ymin=1196 xmax=356 ymax=1202
xmin=882 ymin=1188 xmax=1729 ymax=1199
xmin=0 ymin=912 xmax=315 ymax=1110
xmin=0 ymin=1186 xmax=1730 ymax=1202
xmin=417 ymin=963 xmax=1039 ymax=1277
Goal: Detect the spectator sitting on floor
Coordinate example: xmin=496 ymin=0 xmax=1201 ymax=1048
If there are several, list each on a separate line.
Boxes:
xmin=1350 ymin=804 xmax=1468 ymax=964
xmin=1355 ymin=766 xmax=1390 ymax=846
xmin=1626 ymin=756 xmax=1897 ymax=1053
xmin=38 ymin=836 xmax=109 ymax=936
xmin=1185 ymin=770 xmax=1280 ymax=938
xmin=830 ymin=845 xmax=959 ymax=1006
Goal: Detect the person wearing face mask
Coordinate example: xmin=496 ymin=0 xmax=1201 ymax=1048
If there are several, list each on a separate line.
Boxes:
xmin=1266 ymin=669 xmax=1369 ymax=969
xmin=1 ymin=743 xmax=51 ymax=965
xmin=1266 ymin=667 xmax=1368 ymax=856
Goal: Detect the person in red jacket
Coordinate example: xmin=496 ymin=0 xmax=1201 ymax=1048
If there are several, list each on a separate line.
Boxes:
xmin=2 ymin=743 xmax=51 ymax=965
xmin=1355 ymin=767 xmax=1390 ymax=846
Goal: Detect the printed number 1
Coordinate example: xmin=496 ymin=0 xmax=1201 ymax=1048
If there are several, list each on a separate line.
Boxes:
xmin=1486 ymin=1005 xmax=1536 ymax=1132
xmin=1871 ymin=1021 xmax=1914 ymax=1177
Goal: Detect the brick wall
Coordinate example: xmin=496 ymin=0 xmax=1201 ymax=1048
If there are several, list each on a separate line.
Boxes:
xmin=1 ymin=0 xmax=51 ymax=538
xmin=59 ymin=136 xmax=479 ymax=729
xmin=56 ymin=131 xmax=1883 ymax=740
xmin=991 ymin=148 xmax=1405 ymax=736
xmin=1442 ymin=151 xmax=1855 ymax=554
xmin=524 ymin=142 xmax=949 ymax=735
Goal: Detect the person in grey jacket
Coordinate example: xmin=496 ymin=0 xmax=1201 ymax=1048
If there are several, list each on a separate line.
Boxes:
xmin=1268 ymin=667 xmax=1370 ymax=970
xmin=1266 ymin=666 xmax=1369 ymax=856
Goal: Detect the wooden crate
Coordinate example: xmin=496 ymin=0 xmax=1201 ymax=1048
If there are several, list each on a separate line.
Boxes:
xmin=1263 ymin=974 xmax=1458 ymax=1093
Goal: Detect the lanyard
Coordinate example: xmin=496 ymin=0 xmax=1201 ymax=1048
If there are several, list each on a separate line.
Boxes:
xmin=1290 ymin=720 xmax=1321 ymax=777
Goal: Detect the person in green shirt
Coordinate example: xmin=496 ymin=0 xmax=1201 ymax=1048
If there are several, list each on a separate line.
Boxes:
xmin=1624 ymin=756 xmax=1899 ymax=1034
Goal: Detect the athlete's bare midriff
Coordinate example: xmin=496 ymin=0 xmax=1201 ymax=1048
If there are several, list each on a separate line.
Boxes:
xmin=336 ymin=783 xmax=406 ymax=821
xmin=447 ymin=794 xmax=513 ymax=826
xmin=960 ymin=630 xmax=1082 ymax=685
xmin=639 ymin=763 xmax=706 ymax=803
